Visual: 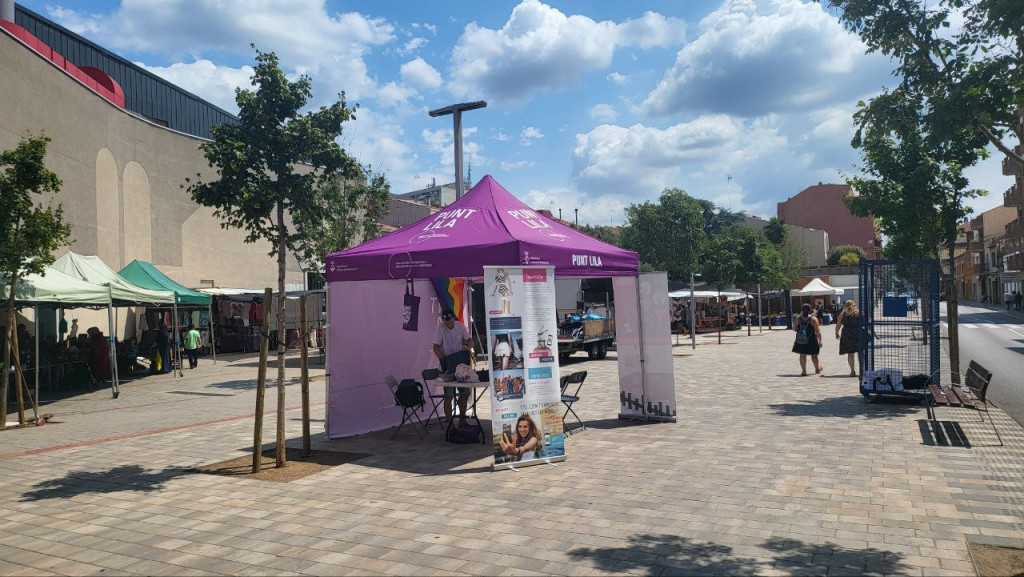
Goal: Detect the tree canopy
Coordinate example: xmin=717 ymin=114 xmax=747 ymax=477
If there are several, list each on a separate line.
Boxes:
xmin=827 ymin=244 xmax=869 ymax=266
xmin=620 ymin=188 xmax=705 ymax=280
xmin=1 ymin=134 xmax=72 ymax=428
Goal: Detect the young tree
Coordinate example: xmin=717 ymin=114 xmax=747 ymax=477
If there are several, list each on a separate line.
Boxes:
xmin=701 ymin=232 xmax=742 ymax=344
xmin=186 ymin=48 xmax=361 ymax=466
xmin=620 ymin=188 xmax=706 ymax=280
xmin=0 ymin=135 xmax=72 ymax=427
xmin=576 ymin=224 xmax=622 ymax=247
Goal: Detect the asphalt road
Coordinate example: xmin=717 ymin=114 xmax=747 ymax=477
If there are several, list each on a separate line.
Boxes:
xmin=942 ymin=302 xmax=1024 ymax=427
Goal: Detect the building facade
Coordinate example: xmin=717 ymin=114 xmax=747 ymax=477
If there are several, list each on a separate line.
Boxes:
xmin=1001 ymin=108 xmax=1024 ymax=295
xmin=964 ymin=206 xmax=1017 ymax=302
xmin=742 ymin=215 xmax=829 ymax=267
xmin=1 ymin=5 xmax=307 ymax=292
xmin=777 ymin=183 xmax=881 ymax=260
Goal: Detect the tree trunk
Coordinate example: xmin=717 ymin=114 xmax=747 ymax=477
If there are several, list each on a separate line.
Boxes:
xmin=717 ymin=289 xmax=722 ymax=345
xmin=946 ymin=249 xmax=961 ymax=385
xmin=276 ymin=202 xmax=288 ymax=468
xmin=300 ymin=294 xmax=310 ymax=457
xmin=252 ymin=287 xmax=272 ymax=473
xmin=2 ymin=270 xmax=20 ymax=430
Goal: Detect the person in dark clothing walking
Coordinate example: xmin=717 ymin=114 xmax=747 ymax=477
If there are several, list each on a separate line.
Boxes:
xmin=1016 ymin=291 xmax=1022 ymax=312
xmin=156 ymin=320 xmax=172 ymax=374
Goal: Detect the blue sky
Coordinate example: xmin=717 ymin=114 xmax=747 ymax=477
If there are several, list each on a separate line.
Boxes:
xmin=19 ymin=0 xmax=1014 ymax=225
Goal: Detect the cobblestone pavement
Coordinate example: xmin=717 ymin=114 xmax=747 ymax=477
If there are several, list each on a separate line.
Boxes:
xmin=1 ymin=330 xmax=1022 ymax=576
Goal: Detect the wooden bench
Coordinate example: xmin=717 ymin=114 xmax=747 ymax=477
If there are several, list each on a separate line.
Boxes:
xmin=927 ymin=361 xmax=1002 ymax=445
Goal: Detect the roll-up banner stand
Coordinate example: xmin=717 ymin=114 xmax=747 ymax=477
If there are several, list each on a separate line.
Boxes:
xmin=613 ymin=272 xmax=676 ymax=422
xmin=484 ymin=266 xmax=566 ymax=471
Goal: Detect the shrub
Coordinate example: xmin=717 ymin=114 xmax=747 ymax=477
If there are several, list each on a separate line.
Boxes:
xmin=828 ymin=244 xmax=867 ymax=266
xmin=838 ymin=253 xmax=860 ymax=266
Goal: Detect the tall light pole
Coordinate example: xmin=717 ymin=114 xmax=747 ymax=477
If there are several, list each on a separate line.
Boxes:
xmin=429 ymin=101 xmax=487 ymax=200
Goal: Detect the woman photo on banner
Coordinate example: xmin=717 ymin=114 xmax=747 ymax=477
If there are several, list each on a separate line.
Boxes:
xmin=499 ymin=413 xmax=543 ymax=462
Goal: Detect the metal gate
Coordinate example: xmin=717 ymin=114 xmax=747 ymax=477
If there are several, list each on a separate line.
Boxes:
xmin=858 ymin=259 xmax=941 ymax=385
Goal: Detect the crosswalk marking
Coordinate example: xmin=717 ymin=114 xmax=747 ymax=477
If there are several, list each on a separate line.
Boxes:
xmin=941 ymin=322 xmax=1021 ymax=330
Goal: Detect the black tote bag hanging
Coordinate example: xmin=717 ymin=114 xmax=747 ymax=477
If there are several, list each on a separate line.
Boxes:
xmin=402 ymin=280 xmax=420 ymax=331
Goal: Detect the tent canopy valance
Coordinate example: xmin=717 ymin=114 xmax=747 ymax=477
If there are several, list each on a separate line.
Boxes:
xmin=325 ymin=175 xmax=639 ymax=282
xmin=1 ymin=267 xmax=112 ymax=306
xmin=52 ymin=252 xmax=175 ymax=306
xmin=118 ymin=260 xmax=211 ymax=306
xmin=791 ymin=277 xmax=844 ymax=296
xmin=668 ymin=289 xmax=747 ymax=300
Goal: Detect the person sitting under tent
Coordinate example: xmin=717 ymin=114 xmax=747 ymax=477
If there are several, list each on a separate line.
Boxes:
xmin=433 ymin=308 xmax=473 ymax=428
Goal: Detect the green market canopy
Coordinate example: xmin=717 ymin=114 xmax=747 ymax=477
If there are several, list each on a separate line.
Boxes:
xmin=52 ymin=252 xmax=175 ymax=306
xmin=118 ymin=260 xmax=211 ymax=306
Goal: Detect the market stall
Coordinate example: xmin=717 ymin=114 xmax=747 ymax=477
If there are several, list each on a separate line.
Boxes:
xmin=52 ymin=252 xmax=176 ymax=381
xmin=324 ymin=175 xmax=675 ymax=444
xmin=667 ymin=289 xmax=747 ymax=333
xmin=790 ymin=277 xmax=845 ymax=325
xmin=118 ymin=260 xmax=216 ymax=363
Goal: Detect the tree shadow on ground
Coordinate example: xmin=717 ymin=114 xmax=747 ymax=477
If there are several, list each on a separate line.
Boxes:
xmin=229 ymin=357 xmax=324 ymax=370
xmin=577 ymin=417 xmax=670 ymax=431
xmin=19 ymin=464 xmax=191 ymax=502
xmin=207 ymin=376 xmax=310 ymax=391
xmin=768 ymin=395 xmax=924 ymax=419
xmin=567 ymin=533 xmax=908 ymax=576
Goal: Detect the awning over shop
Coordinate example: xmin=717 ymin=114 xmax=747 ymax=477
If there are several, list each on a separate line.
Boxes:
xmin=1 ymin=267 xmax=112 ymax=306
xmin=118 ymin=260 xmax=211 ymax=306
xmin=52 ymin=252 xmax=175 ymax=305
xmin=668 ymin=289 xmax=748 ymax=300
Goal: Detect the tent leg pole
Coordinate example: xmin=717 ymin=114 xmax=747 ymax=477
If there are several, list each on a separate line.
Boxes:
xmin=172 ymin=303 xmax=182 ymax=377
xmin=107 ymin=299 xmax=119 ymax=399
xmin=210 ymin=304 xmax=217 ymax=364
xmin=34 ymin=305 xmax=39 ymax=407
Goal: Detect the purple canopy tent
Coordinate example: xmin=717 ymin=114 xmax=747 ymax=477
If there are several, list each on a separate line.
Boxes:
xmin=323 ymin=176 xmax=672 ymax=439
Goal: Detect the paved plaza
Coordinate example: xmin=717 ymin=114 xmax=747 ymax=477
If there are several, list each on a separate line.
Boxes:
xmin=1 ymin=330 xmax=1023 ymax=576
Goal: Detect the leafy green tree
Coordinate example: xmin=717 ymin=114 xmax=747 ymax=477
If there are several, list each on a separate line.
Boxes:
xmin=0 ymin=135 xmax=72 ymax=427
xmin=697 ymin=198 xmax=745 ymax=237
xmin=838 ymin=253 xmax=861 ymax=267
xmin=185 ymin=48 xmax=361 ymax=466
xmin=828 ymin=0 xmax=1023 ymax=171
xmin=827 ymin=244 xmax=869 ymax=266
xmin=776 ymin=242 xmax=808 ymax=288
xmin=576 ymin=224 xmax=621 ymax=247
xmin=294 ymin=168 xmax=391 ymax=278
xmin=620 ymin=188 xmax=705 ymax=280
xmin=764 ymin=217 xmax=788 ymax=245
xmin=701 ymin=232 xmax=742 ymax=344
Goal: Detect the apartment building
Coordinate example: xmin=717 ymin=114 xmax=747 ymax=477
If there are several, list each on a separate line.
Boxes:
xmin=1001 ymin=108 xmax=1024 ymax=295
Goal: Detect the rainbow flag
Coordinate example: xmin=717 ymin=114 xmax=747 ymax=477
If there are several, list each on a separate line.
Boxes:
xmin=431 ymin=277 xmax=467 ymax=321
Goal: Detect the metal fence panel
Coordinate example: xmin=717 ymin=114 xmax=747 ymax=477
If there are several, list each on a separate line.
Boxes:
xmin=858 ymin=259 xmax=940 ymax=390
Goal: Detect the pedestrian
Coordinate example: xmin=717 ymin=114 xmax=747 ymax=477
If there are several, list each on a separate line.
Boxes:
xmin=1016 ymin=291 xmax=1022 ymax=312
xmin=1005 ymin=290 xmax=1013 ymax=310
xmin=835 ymin=300 xmax=861 ymax=377
xmin=184 ymin=323 xmax=202 ymax=369
xmin=156 ymin=320 xmax=172 ymax=374
xmin=792 ymin=303 xmax=823 ymax=376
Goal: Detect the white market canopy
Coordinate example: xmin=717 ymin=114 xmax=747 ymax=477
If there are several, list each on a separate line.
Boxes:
xmin=52 ymin=252 xmax=175 ymax=305
xmin=1 ymin=267 xmax=112 ymax=306
xmin=791 ymin=277 xmax=845 ymax=297
xmin=668 ymin=289 xmax=748 ymax=300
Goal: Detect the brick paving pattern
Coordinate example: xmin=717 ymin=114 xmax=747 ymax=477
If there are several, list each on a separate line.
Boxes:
xmin=1 ymin=332 xmax=1022 ymax=575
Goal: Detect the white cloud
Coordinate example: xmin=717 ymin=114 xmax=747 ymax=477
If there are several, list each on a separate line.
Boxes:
xmin=572 ymin=116 xmax=742 ymax=197
xmin=137 ymin=60 xmax=253 ymax=113
xmin=422 ymin=127 xmax=485 ymax=171
xmin=521 ymin=126 xmax=544 ymax=145
xmin=375 ymin=81 xmax=419 ymax=108
xmin=500 ymin=160 xmax=536 ymax=171
xmin=396 ymin=37 xmax=428 ymax=56
xmin=493 ymin=131 xmax=511 ymax=142
xmin=412 ymin=22 xmax=438 ymax=35
xmin=589 ymin=103 xmax=617 ymax=122
xmin=448 ymin=0 xmax=684 ymax=105
xmin=45 ymin=6 xmax=103 ymax=35
xmin=607 ymin=72 xmax=628 ymax=85
xmin=521 ymin=187 xmax=629 ymax=226
xmin=400 ymin=58 xmax=442 ymax=89
xmin=643 ymin=0 xmax=892 ymax=118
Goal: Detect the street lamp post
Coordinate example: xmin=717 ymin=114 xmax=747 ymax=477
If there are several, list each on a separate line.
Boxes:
xmin=690 ymin=272 xmax=701 ymax=350
xmin=429 ymin=101 xmax=487 ymax=200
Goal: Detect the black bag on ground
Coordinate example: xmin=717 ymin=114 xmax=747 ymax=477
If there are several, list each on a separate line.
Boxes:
xmin=447 ymin=424 xmax=482 ymax=444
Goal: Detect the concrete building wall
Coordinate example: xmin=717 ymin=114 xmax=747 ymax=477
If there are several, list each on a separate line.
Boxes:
xmin=777 ymin=183 xmax=880 ymax=259
xmin=1 ymin=28 xmax=304 ymax=291
xmin=742 ymin=215 xmax=828 ymax=267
